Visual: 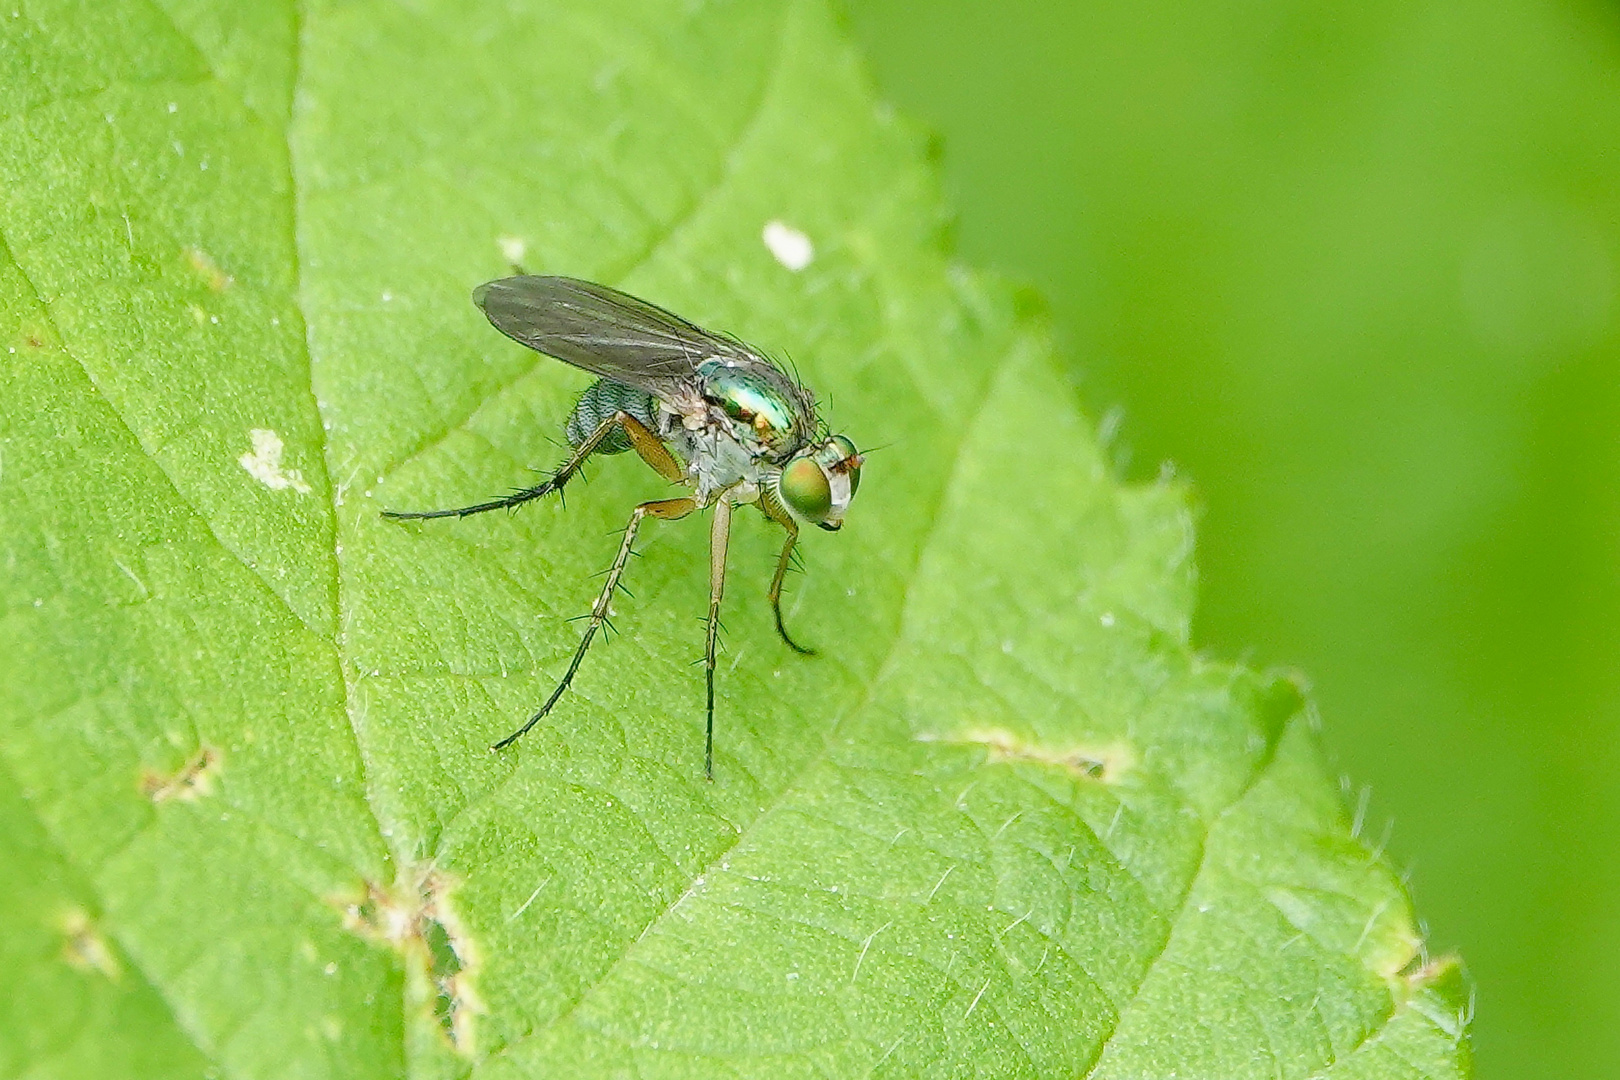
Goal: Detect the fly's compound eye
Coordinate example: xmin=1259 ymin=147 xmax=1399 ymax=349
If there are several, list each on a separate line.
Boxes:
xmin=779 ymin=455 xmax=832 ymax=522
xmin=830 ymin=434 xmax=861 ymax=496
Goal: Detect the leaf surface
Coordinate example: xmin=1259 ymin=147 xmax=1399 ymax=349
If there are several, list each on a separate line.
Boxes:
xmin=0 ymin=1 xmax=1471 ymax=1077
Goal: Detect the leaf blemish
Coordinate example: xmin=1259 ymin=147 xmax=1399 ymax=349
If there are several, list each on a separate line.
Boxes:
xmin=763 ymin=220 xmax=814 ymax=271
xmin=1399 ymin=952 xmax=1459 ymax=991
xmin=60 ymin=907 xmax=121 ymax=979
xmin=937 ymin=728 xmax=1136 ymax=782
xmin=140 ymin=746 xmax=221 ymax=802
xmin=336 ymin=868 xmax=483 ymax=1054
xmin=239 ymin=429 xmax=313 ymax=494
xmin=184 ymin=246 xmax=233 ymax=292
xmin=497 ymin=235 xmax=527 ymax=264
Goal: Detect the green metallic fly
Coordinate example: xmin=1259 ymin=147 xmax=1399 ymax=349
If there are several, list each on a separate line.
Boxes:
xmin=384 ymin=276 xmax=863 ymax=779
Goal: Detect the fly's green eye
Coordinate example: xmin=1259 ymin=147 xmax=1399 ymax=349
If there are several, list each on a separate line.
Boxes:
xmin=779 ymin=456 xmax=832 ymax=521
xmin=830 ymin=434 xmax=861 ymax=495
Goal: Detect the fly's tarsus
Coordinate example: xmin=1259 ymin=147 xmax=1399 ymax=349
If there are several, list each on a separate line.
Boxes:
xmin=380 ymin=477 xmax=563 ymax=520
xmin=489 ymin=494 xmax=698 ymax=754
xmin=772 ymin=604 xmax=816 ymax=656
xmin=382 ymin=409 xmax=670 ymax=522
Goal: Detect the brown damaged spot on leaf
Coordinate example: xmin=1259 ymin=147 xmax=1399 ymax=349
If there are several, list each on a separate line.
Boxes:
xmin=1401 ymin=953 xmax=1462 ymax=990
xmin=1392 ymin=952 xmax=1473 ymax=1039
xmin=335 ymin=865 xmax=483 ymax=1054
xmin=1393 ymin=949 xmax=1471 ymax=1009
xmin=932 ymin=728 xmax=1137 ymax=782
xmin=60 ymin=907 xmax=121 ymax=979
xmin=140 ymin=747 xmax=221 ymax=802
xmin=184 ymin=246 xmax=233 ymax=292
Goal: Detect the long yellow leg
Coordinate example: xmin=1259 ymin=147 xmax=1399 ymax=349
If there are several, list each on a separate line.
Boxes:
xmin=617 ymin=414 xmax=685 ymax=482
xmin=383 ymin=412 xmax=681 ymax=520
xmin=491 ymin=495 xmax=696 ymax=750
xmin=704 ymin=496 xmax=734 ymax=780
xmin=758 ymin=492 xmax=814 ymax=655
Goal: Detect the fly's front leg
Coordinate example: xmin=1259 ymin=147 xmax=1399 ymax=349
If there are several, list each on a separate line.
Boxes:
xmin=383 ymin=412 xmax=680 ymax=520
xmin=759 ymin=491 xmax=815 ymax=655
xmin=704 ymin=496 xmax=734 ymax=780
xmin=491 ymin=495 xmax=697 ymax=750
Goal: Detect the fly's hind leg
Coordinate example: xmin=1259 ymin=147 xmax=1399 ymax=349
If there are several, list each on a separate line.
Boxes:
xmin=616 ymin=412 xmax=685 ymax=483
xmin=491 ymin=495 xmax=697 ymax=750
xmin=382 ymin=412 xmax=681 ymax=520
xmin=758 ymin=491 xmax=815 ymax=655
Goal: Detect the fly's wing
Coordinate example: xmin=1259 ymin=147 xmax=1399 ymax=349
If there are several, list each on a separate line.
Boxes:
xmin=472 ymin=275 xmax=750 ymax=398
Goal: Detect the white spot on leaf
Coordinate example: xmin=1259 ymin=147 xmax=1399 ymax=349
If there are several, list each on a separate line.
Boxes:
xmin=497 ymin=235 xmax=527 ymax=264
xmin=239 ymin=429 xmax=312 ymax=494
xmin=763 ymin=220 xmax=814 ymax=271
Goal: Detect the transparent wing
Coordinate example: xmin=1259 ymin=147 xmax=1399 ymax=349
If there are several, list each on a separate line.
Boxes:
xmin=472 ymin=275 xmax=751 ymax=396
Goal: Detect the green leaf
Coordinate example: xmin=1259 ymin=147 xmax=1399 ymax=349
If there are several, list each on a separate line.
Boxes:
xmin=0 ymin=0 xmax=1471 ymax=1077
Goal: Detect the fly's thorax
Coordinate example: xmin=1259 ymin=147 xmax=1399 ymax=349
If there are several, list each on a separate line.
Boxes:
xmin=671 ymin=423 xmax=767 ymax=503
xmin=696 ymin=358 xmax=814 ymax=460
xmin=774 ymin=434 xmax=863 ymax=531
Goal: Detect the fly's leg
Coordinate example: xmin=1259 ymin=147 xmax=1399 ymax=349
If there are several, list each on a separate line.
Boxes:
xmin=758 ymin=491 xmax=815 ymax=655
xmin=382 ymin=412 xmax=681 ymax=520
xmin=704 ymin=496 xmax=734 ymax=780
xmin=768 ymin=526 xmax=814 ymax=655
xmin=616 ymin=412 xmax=685 ymax=482
xmin=491 ymin=495 xmax=696 ymax=750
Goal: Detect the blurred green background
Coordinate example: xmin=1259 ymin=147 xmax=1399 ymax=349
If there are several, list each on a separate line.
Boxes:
xmin=846 ymin=0 xmax=1620 ymax=1076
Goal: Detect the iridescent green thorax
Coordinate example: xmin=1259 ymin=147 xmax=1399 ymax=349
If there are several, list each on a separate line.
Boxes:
xmin=697 ymin=359 xmax=811 ymax=457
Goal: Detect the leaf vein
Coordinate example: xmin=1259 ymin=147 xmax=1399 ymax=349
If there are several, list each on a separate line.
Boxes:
xmin=0 ymin=229 xmax=321 ymax=639
xmin=1080 ymin=724 xmax=1292 ymax=1077
xmin=0 ymin=753 xmax=231 ymax=1078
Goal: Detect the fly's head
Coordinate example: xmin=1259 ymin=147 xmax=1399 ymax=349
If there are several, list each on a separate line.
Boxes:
xmin=776 ymin=434 xmax=863 ymax=532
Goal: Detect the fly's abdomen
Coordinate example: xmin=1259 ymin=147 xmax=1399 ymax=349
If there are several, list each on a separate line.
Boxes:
xmin=566 ymin=378 xmax=660 ymax=454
